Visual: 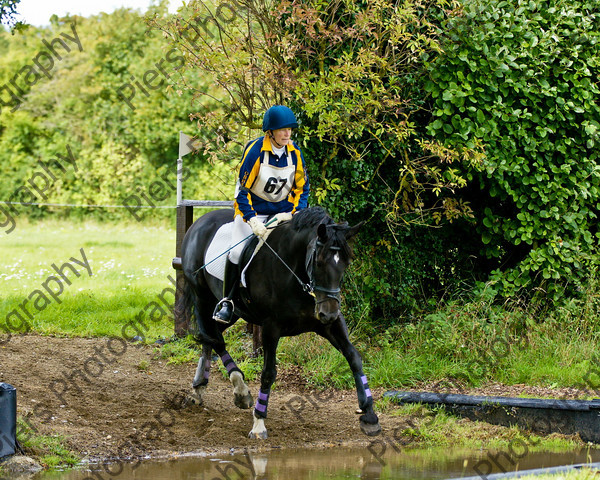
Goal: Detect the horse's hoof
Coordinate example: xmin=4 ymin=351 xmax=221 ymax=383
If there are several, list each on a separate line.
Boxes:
xmin=234 ymin=392 xmax=253 ymax=409
xmin=248 ymin=430 xmax=268 ymax=440
xmin=187 ymin=394 xmax=203 ymax=406
xmin=187 ymin=386 xmax=205 ymax=406
xmin=249 ymin=416 xmax=268 ymax=439
xmin=360 ymin=420 xmax=382 ymax=436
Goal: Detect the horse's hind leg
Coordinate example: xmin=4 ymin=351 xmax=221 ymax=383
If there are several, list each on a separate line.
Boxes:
xmin=190 ymin=344 xmax=212 ymax=405
xmin=189 ymin=293 xmax=252 ymax=409
xmin=189 ymin=289 xmax=215 ymax=405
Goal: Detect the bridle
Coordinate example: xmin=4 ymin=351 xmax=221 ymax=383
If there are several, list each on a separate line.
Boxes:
xmin=262 ymin=234 xmax=343 ymax=306
xmin=304 ymin=236 xmax=342 ymax=305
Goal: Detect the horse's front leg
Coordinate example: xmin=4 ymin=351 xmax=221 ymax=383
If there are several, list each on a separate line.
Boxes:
xmin=218 ymin=349 xmax=253 ymax=409
xmin=249 ymin=328 xmax=280 ymax=439
xmin=322 ymin=315 xmax=381 ymax=436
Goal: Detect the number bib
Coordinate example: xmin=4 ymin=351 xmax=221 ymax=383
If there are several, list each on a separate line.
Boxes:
xmin=250 ymin=156 xmax=295 ymax=203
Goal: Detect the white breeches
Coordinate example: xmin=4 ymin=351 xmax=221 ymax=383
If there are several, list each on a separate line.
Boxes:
xmin=228 ymin=214 xmax=269 ymax=264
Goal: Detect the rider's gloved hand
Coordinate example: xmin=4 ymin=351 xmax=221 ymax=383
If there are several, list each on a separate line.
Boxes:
xmin=248 ymin=216 xmax=267 ymax=239
xmin=276 ymin=212 xmax=293 ymax=223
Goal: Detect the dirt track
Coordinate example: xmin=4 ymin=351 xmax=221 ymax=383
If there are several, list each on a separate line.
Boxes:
xmin=1 ymin=335 xmax=407 ymax=462
xmin=1 ymin=335 xmax=588 ymax=464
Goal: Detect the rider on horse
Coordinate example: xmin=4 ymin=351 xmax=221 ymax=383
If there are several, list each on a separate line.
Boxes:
xmin=213 ymin=105 xmax=310 ymax=323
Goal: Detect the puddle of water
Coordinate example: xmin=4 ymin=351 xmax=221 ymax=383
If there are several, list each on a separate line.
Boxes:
xmin=29 ymin=446 xmax=600 ymax=480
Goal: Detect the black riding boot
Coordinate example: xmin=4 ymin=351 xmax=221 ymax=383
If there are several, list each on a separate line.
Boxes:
xmin=213 ymin=259 xmax=239 ymax=323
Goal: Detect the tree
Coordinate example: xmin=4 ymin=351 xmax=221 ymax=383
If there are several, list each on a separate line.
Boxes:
xmin=1 ymin=0 xmax=25 ymax=31
xmin=0 ymin=4 xmax=230 ymax=224
xmin=150 ymin=0 xmax=485 ymax=319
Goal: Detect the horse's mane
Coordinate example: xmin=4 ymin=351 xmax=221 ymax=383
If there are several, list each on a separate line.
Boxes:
xmin=291 ymin=206 xmax=333 ymax=231
xmin=292 ymin=207 xmax=334 ymax=231
xmin=291 ymin=207 xmax=354 ymax=259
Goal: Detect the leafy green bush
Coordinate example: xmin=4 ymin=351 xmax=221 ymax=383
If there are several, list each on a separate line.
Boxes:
xmin=426 ymin=0 xmax=600 ymax=300
xmin=343 ymin=222 xmax=485 ymax=323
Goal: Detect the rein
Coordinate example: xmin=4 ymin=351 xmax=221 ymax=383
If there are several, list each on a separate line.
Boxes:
xmin=262 ymin=234 xmax=342 ymax=305
xmin=262 ymin=241 xmax=315 ymax=298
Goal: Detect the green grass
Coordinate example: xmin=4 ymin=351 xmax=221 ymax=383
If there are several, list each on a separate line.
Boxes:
xmin=4 ymin=217 xmax=597 ymax=394
xmin=272 ymin=289 xmax=600 ymax=393
xmin=372 ymin=401 xmax=584 ymax=451
xmin=0 ymin=218 xmax=175 ymax=342
xmin=16 ymin=417 xmax=79 ymax=469
xmin=3 ymin=218 xmax=600 ymax=389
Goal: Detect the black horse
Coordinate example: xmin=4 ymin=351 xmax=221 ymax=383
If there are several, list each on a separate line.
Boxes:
xmin=177 ymin=206 xmax=381 ymax=438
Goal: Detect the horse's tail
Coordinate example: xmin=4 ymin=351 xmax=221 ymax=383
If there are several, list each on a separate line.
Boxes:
xmin=174 ymin=277 xmax=192 ymax=329
xmin=175 ymin=276 xmax=217 ymax=346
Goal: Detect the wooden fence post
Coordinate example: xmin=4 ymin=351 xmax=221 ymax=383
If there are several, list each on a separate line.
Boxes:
xmin=173 ymin=202 xmax=194 ymax=337
xmin=172 ymin=200 xmax=234 ymax=337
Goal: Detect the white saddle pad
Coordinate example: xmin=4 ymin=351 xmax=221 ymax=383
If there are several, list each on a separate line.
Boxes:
xmin=205 ymin=222 xmax=234 ymax=281
xmin=204 ymin=216 xmax=283 ymax=284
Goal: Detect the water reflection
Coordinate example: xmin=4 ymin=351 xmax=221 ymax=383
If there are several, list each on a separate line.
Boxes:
xmin=27 ymin=446 xmax=600 ymax=480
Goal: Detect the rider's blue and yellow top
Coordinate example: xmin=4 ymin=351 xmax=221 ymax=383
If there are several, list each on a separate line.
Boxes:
xmin=234 ymin=136 xmax=310 ymax=221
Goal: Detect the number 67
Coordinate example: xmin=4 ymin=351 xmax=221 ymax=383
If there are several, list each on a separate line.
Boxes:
xmin=264 ymin=177 xmax=287 ymax=195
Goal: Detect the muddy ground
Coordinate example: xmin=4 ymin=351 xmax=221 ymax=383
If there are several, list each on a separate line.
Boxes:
xmin=0 ymin=335 xmax=589 ymax=463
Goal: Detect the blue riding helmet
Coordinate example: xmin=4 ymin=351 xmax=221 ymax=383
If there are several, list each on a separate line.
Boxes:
xmin=262 ymin=105 xmax=298 ymax=132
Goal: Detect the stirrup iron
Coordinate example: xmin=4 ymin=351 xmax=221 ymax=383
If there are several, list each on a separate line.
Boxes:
xmin=213 ymin=298 xmax=234 ymax=324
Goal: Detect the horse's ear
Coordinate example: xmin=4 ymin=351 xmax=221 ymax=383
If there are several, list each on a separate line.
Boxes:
xmin=345 ymin=221 xmax=365 ymax=241
xmin=317 ymin=223 xmax=328 ymax=242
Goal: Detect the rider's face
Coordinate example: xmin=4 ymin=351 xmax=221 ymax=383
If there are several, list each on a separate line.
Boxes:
xmin=271 ymin=128 xmax=292 ymax=147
